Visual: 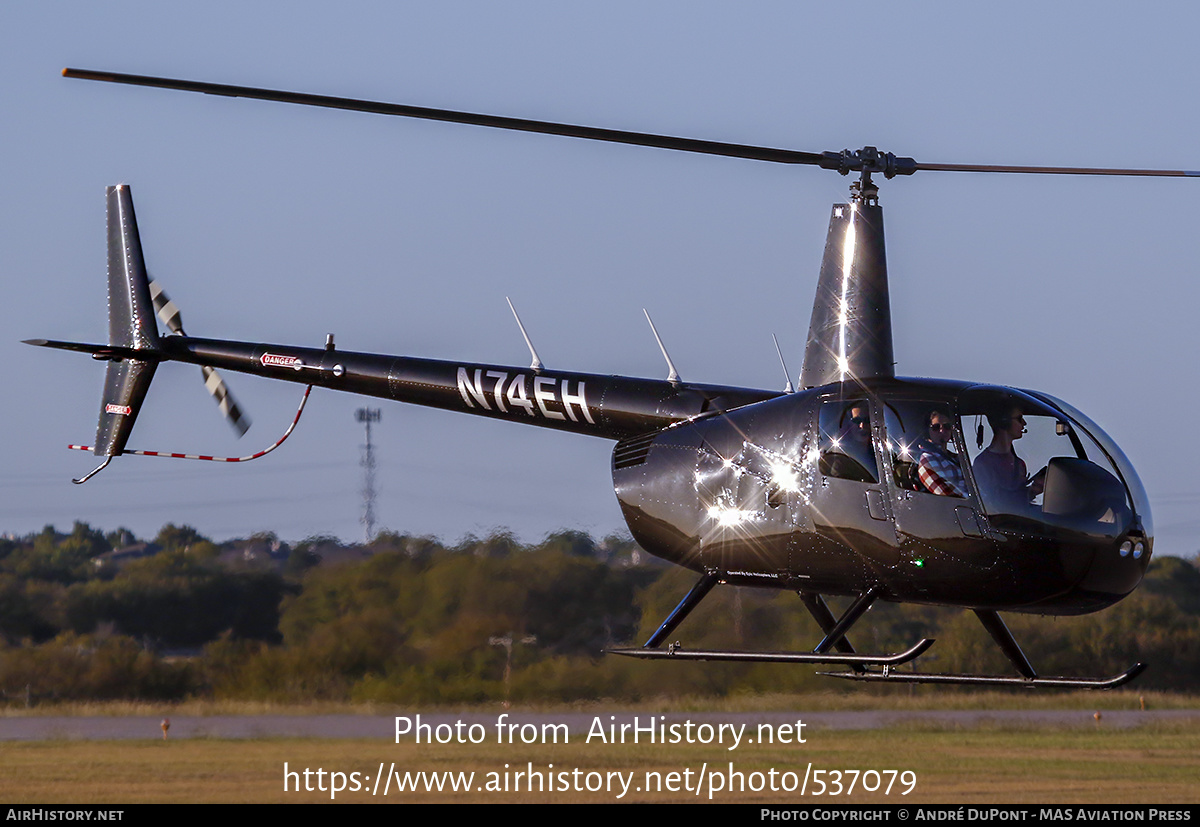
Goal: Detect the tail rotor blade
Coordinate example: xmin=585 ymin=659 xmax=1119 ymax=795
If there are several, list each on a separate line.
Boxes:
xmin=203 ymin=365 xmax=251 ymax=436
xmin=148 ymin=278 xmax=185 ymax=335
xmin=149 ymin=278 xmax=251 ymax=436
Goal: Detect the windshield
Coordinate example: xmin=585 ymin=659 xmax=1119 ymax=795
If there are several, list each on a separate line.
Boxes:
xmin=1028 ymin=390 xmax=1152 ymax=537
xmin=958 ymin=386 xmax=1133 ymax=538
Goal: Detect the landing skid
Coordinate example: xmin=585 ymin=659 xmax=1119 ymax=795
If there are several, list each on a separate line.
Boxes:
xmin=819 ymin=662 xmax=1146 ymax=690
xmin=608 ymin=638 xmax=934 ymax=666
xmin=620 ymin=572 xmax=1148 ymax=689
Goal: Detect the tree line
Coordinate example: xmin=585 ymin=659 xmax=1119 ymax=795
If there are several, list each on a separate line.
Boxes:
xmin=1 ymin=522 xmax=1197 ymax=704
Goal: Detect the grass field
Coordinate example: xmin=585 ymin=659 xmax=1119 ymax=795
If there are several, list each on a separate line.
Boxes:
xmin=3 ymin=690 xmax=1197 ymax=716
xmin=2 ymin=720 xmax=1197 ymax=804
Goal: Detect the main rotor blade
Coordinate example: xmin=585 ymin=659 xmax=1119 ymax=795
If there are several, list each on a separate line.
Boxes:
xmin=63 ymin=68 xmax=1200 ymax=179
xmin=62 ymin=68 xmax=827 ymax=167
xmin=915 ymin=161 xmax=1200 ymax=177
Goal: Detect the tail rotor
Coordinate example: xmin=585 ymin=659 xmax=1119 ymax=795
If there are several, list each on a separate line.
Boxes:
xmin=148 ymin=278 xmax=251 ymax=436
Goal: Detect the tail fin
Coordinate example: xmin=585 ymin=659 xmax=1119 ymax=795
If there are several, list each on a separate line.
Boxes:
xmin=94 ymin=185 xmax=161 ymax=458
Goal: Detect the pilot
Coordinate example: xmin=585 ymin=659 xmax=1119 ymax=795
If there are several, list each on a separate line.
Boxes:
xmin=972 ymin=406 xmax=1044 ymax=507
xmin=917 ymin=408 xmax=967 ymax=497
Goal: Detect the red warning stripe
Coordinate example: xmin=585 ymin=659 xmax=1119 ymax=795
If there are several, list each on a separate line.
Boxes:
xmin=69 ymin=386 xmax=312 ymax=464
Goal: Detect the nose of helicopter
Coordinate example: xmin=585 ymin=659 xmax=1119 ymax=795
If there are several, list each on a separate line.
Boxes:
xmin=1066 ymin=531 xmax=1152 ymax=612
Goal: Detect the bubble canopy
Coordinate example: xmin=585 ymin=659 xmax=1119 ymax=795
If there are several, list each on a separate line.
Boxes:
xmin=956 ymin=385 xmax=1149 ymax=540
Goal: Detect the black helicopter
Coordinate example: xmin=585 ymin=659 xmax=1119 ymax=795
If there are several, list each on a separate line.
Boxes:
xmin=29 ymin=68 xmax=1192 ymax=688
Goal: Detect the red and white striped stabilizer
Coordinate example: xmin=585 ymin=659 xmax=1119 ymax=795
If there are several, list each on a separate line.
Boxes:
xmin=70 ymin=386 xmax=312 ymax=463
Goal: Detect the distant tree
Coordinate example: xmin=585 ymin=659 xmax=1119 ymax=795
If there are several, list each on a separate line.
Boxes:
xmin=2 ymin=523 xmax=107 ymax=584
xmin=283 ymin=547 xmax=321 ymax=579
xmin=0 ymin=574 xmax=63 ymax=643
xmin=0 ymin=632 xmax=194 ymax=703
xmin=154 ymin=523 xmax=208 ymax=553
xmin=471 ymin=530 xmax=521 ymax=558
xmin=0 ymin=537 xmax=16 ymax=565
xmin=1139 ymin=554 xmax=1200 ymax=615
xmin=104 ymin=527 xmax=138 ymax=549
xmin=537 ymin=530 xmax=596 ymax=558
xmin=65 ymin=550 xmax=287 ymax=646
xmin=367 ymin=531 xmax=441 ymax=563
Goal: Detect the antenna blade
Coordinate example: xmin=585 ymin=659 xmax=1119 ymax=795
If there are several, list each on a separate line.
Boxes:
xmin=62 ymin=68 xmax=827 ymax=167
xmin=772 ymin=334 xmax=794 ymax=393
xmin=643 ymin=309 xmax=680 ymax=383
xmin=506 ymin=297 xmax=543 ymax=371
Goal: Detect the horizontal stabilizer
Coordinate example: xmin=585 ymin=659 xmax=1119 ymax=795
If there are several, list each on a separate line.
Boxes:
xmin=23 ymin=338 xmax=162 ymax=361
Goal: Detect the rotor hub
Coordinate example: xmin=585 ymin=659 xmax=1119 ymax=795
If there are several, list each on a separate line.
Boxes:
xmin=820 ymin=146 xmax=918 ymax=180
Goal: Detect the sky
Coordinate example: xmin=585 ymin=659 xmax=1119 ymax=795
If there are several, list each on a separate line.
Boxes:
xmin=2 ymin=1 xmax=1198 ymax=555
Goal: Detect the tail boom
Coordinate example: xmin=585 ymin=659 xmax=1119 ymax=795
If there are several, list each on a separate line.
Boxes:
xmin=161 ymin=336 xmax=780 ymax=440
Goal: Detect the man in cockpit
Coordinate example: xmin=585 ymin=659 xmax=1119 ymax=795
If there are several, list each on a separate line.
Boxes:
xmin=973 ymin=406 xmax=1045 ymax=508
xmin=917 ymin=408 xmax=967 ymax=497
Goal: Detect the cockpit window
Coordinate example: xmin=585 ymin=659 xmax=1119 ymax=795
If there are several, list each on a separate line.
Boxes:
xmin=817 ymin=399 xmax=878 ymax=483
xmin=1029 ymin=391 xmax=1153 ymax=537
xmin=883 ymin=401 xmax=968 ymax=498
xmin=958 ymin=387 xmax=1133 ymax=537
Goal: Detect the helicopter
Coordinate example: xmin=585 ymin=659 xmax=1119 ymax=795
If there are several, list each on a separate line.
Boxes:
xmin=28 ymin=68 xmax=1193 ymax=689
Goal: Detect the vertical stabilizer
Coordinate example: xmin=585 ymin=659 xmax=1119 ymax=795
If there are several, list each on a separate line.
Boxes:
xmin=799 ymin=201 xmax=894 ymax=389
xmin=94 ymin=185 xmax=160 ymax=456
xmin=106 ymin=185 xmax=160 ymax=351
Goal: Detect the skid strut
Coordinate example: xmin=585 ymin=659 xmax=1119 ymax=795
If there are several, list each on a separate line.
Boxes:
xmin=814 ymin=586 xmax=878 ymax=654
xmin=799 ymin=592 xmax=857 ymax=655
xmin=612 ymin=574 xmax=1145 ymax=687
xmin=609 ymin=576 xmax=927 ymax=666
xmin=643 ymin=571 xmax=719 ymax=649
xmin=819 ymin=608 xmax=1146 ymax=689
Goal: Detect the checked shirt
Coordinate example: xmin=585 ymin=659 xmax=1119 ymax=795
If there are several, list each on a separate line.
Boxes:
xmin=917 ymin=443 xmax=968 ymax=498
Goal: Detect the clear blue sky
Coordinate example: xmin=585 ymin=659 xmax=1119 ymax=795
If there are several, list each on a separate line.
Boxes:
xmin=3 ymin=1 xmax=1197 ymax=555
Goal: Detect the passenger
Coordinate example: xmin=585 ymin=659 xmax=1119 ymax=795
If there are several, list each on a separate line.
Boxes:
xmin=972 ymin=407 xmax=1044 ymax=507
xmin=917 ymin=408 xmax=967 ymax=497
xmin=846 ymin=403 xmax=872 ymax=444
xmin=821 ymin=402 xmax=877 ymax=483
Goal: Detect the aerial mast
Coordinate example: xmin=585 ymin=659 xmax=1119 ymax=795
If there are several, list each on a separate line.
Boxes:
xmin=355 ymin=407 xmax=382 ymax=543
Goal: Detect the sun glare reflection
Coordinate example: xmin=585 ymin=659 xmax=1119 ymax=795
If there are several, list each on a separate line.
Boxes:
xmin=706 ymin=503 xmax=755 ymax=527
xmin=769 ymin=459 xmax=800 ymax=493
xmin=837 ymin=203 xmax=858 ymax=382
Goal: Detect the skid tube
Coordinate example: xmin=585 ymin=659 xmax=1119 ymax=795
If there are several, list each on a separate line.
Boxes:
xmin=607 ymin=638 xmax=934 ymax=666
xmin=819 ymin=662 xmax=1146 ymax=690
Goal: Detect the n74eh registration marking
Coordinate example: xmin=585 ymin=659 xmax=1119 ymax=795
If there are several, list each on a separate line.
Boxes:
xmin=457 ymin=367 xmax=594 ymax=424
